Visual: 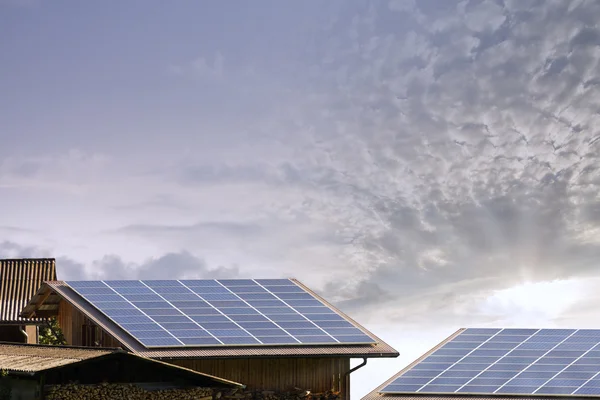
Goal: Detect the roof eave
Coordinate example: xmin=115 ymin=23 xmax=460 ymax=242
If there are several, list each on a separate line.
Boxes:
xmin=153 ymin=349 xmax=399 ymax=360
xmin=30 ymin=280 xmax=400 ymax=359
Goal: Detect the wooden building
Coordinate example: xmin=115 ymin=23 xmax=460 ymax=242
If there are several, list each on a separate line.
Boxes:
xmin=0 ymin=342 xmax=242 ymax=400
xmin=21 ymin=279 xmax=399 ymax=400
xmin=0 ymin=259 xmax=56 ymax=344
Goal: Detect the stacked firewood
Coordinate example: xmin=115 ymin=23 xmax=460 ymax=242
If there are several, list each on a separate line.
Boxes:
xmin=44 ymin=384 xmax=342 ymax=400
xmin=45 ymin=383 xmax=213 ymax=400
xmin=216 ymin=387 xmax=341 ymax=400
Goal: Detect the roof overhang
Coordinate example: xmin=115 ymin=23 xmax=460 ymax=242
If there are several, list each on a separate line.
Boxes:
xmin=20 ymin=283 xmax=61 ymax=319
xmin=21 ymin=281 xmax=400 ymax=359
xmin=0 ymin=342 xmax=244 ymax=388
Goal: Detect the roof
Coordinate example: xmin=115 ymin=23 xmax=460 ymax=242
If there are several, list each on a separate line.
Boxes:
xmin=21 ymin=280 xmax=399 ymax=359
xmin=0 ymin=342 xmax=114 ymax=372
xmin=0 ymin=258 xmax=57 ymax=324
xmin=0 ymin=342 xmax=243 ymax=388
xmin=362 ymin=329 xmax=600 ymax=400
xmin=362 ymin=330 xmax=460 ymax=400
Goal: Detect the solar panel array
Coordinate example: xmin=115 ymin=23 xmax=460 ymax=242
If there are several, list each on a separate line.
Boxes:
xmin=66 ymin=279 xmax=375 ymax=348
xmin=380 ymin=328 xmax=600 ymax=396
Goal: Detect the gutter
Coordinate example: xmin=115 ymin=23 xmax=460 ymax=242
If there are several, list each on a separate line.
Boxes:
xmin=343 ymin=357 xmax=368 ymax=378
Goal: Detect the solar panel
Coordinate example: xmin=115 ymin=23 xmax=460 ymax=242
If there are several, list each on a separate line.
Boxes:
xmin=65 ymin=279 xmax=375 ymax=348
xmin=379 ymin=328 xmax=600 ymax=396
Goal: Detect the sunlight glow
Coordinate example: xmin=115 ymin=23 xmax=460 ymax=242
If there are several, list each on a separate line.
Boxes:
xmin=480 ymin=279 xmax=587 ymax=325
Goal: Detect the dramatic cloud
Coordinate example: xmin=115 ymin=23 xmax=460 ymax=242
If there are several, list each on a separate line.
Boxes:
xmin=3 ymin=1 xmax=600 ymax=397
xmin=270 ymin=0 xmax=600 ymax=325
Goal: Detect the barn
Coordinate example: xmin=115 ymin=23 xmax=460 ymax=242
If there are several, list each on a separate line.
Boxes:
xmin=21 ymin=279 xmax=398 ymax=400
xmin=0 ymin=341 xmax=243 ymax=400
xmin=362 ymin=328 xmax=600 ymax=400
xmin=0 ymin=259 xmax=57 ymax=344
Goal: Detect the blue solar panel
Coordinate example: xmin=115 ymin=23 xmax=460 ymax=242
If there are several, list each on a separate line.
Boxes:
xmin=65 ymin=279 xmax=376 ymax=348
xmin=379 ymin=328 xmax=600 ymax=396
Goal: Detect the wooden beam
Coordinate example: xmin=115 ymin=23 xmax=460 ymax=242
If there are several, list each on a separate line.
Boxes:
xmin=20 ymin=287 xmax=53 ymax=318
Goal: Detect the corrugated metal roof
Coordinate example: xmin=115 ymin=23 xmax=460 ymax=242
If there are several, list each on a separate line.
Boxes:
xmin=22 ymin=281 xmax=399 ymax=359
xmin=0 ymin=342 xmax=115 ymax=372
xmin=0 ymin=342 xmax=244 ymax=388
xmin=0 ymin=258 xmax=57 ymax=324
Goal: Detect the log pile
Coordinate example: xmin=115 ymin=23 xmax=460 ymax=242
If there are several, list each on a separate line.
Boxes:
xmin=216 ymin=387 xmax=341 ymax=400
xmin=45 ymin=383 xmax=213 ymax=400
xmin=44 ymin=384 xmax=343 ymax=400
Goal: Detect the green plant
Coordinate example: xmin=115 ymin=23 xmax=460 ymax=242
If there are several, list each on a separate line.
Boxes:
xmin=39 ymin=317 xmax=67 ymax=345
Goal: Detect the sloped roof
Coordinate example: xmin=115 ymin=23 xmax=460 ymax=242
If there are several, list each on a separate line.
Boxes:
xmin=21 ymin=280 xmax=399 ymax=359
xmin=361 ymin=329 xmax=600 ymax=400
xmin=0 ymin=342 xmax=244 ymax=388
xmin=0 ymin=342 xmax=114 ymax=372
xmin=0 ymin=258 xmax=56 ymax=324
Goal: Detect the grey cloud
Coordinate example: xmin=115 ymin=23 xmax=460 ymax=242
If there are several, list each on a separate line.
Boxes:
xmin=60 ymin=252 xmax=240 ymax=281
xmin=266 ymin=0 xmax=600 ymax=321
xmin=0 ymin=226 xmax=34 ymax=233
xmin=5 ymin=0 xmax=600 ymax=332
xmin=111 ymin=195 xmax=191 ymax=212
xmin=118 ymin=221 xmax=263 ymax=238
xmin=0 ymin=241 xmax=48 ymax=258
xmin=1 ymin=241 xmax=238 ymax=281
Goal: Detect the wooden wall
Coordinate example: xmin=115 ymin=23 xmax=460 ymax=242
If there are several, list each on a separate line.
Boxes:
xmin=57 ymin=300 xmax=124 ymax=348
xmin=56 ymin=300 xmax=352 ymax=400
xmin=58 ymin=300 xmax=83 ymax=345
xmin=25 ymin=324 xmax=37 ymax=343
xmin=171 ymin=357 xmax=351 ymax=399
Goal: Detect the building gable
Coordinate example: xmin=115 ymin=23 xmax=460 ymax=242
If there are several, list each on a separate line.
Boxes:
xmin=0 ymin=258 xmax=56 ymax=324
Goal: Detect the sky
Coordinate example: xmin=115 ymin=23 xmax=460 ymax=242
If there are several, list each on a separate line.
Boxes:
xmin=2 ymin=0 xmax=600 ymax=397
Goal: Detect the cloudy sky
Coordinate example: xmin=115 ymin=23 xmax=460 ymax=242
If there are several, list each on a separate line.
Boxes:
xmin=2 ymin=0 xmax=600 ymax=397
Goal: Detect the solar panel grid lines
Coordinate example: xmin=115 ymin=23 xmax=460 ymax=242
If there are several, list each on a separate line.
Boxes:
xmin=379 ymin=328 xmax=600 ymax=397
xmin=532 ymin=332 xmax=599 ymax=394
xmin=576 ymin=370 xmax=600 ymax=395
xmin=138 ymin=280 xmax=226 ymax=345
xmin=252 ymin=279 xmax=340 ymax=344
xmin=176 ymin=280 xmax=263 ymax=344
xmin=455 ymin=329 xmax=541 ymax=392
xmin=209 ymin=279 xmax=299 ymax=345
xmin=65 ymin=279 xmax=376 ymax=348
xmin=494 ymin=329 xmax=579 ymax=394
xmin=99 ymin=280 xmax=185 ymax=346
xmin=414 ymin=328 xmax=505 ymax=393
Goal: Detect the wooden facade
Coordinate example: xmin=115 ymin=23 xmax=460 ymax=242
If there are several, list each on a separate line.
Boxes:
xmin=172 ymin=357 xmax=350 ymax=396
xmin=55 ymin=299 xmax=352 ymax=399
xmin=58 ymin=300 xmax=125 ymax=348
